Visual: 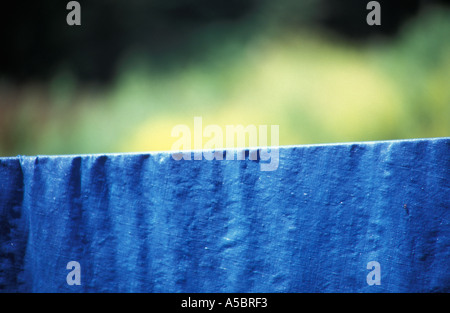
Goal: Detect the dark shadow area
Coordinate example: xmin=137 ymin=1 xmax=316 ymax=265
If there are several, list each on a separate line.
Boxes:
xmin=1 ymin=0 xmax=448 ymax=84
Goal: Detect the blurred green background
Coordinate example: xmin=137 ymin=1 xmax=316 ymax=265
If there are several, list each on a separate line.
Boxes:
xmin=0 ymin=0 xmax=449 ymax=156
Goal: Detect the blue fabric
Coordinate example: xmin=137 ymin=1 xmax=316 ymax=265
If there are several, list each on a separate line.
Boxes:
xmin=1 ymin=138 xmax=449 ymax=292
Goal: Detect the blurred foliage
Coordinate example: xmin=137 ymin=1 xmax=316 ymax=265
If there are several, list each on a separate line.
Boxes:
xmin=0 ymin=2 xmax=449 ymax=156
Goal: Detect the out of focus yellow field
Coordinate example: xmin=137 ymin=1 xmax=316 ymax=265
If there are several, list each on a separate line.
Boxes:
xmin=1 ymin=7 xmax=449 ymax=156
xmin=116 ymin=9 xmax=450 ymax=152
